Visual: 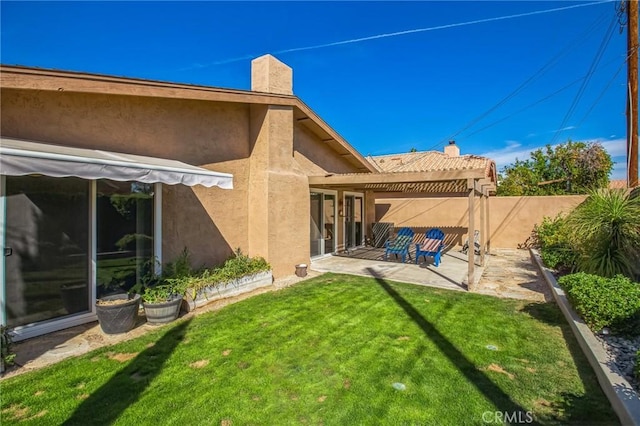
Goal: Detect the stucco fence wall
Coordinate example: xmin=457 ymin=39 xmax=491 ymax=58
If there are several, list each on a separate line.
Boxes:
xmin=374 ymin=194 xmax=587 ymax=249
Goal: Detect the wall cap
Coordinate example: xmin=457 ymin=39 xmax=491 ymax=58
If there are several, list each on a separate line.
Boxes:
xmin=531 ymin=249 xmax=640 ymax=426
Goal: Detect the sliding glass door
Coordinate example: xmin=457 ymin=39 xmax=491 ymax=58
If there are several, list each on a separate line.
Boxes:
xmin=3 ymin=176 xmax=90 ymax=328
xmin=310 ymin=190 xmax=336 ymax=258
xmin=96 ymin=181 xmax=154 ymax=298
xmin=1 ymin=176 xmax=157 ymax=339
xmin=344 ymin=193 xmax=364 ymax=249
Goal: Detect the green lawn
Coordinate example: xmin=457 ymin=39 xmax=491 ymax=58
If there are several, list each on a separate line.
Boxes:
xmin=1 ymin=273 xmax=616 ymax=425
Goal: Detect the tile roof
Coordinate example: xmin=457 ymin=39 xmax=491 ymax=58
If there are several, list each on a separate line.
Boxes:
xmin=367 ymin=151 xmax=496 ymax=181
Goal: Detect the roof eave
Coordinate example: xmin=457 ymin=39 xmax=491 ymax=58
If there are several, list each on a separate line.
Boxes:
xmin=0 ymin=65 xmax=376 ymax=174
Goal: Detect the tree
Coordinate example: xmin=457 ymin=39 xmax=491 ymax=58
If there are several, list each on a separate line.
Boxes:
xmin=497 ymin=141 xmax=613 ymax=196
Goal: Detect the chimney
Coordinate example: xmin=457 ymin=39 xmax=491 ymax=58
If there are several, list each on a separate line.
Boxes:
xmin=444 ymin=140 xmax=460 ymax=157
xmin=251 ymin=54 xmax=293 ymax=95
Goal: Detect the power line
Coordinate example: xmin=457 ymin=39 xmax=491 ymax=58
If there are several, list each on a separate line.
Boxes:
xmin=466 ymin=54 xmax=629 ymax=138
xmin=576 ymin=50 xmax=634 ymax=127
xmin=549 ymin=13 xmax=618 ymax=144
xmin=466 ymin=80 xmax=582 ymax=138
xmin=424 ymin=11 xmax=609 ymax=152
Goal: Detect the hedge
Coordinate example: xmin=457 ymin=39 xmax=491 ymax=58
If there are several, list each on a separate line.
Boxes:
xmin=558 ymin=272 xmax=640 ymax=336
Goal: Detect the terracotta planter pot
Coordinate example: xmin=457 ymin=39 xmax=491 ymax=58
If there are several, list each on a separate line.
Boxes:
xmin=95 ymin=294 xmax=141 ymax=334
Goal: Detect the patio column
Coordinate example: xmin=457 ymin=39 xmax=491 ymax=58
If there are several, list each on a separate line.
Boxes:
xmin=365 ymin=190 xmax=376 ymax=244
xmin=467 ymin=178 xmax=476 ymax=291
xmin=480 ymin=191 xmax=486 ymax=266
xmin=486 ymin=192 xmax=491 ymax=255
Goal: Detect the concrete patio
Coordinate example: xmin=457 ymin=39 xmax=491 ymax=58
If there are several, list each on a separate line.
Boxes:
xmin=311 ymin=247 xmax=479 ymax=291
xmin=311 ymin=247 xmax=551 ymax=302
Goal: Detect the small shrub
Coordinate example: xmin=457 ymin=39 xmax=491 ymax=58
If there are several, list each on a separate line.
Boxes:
xmin=166 ymin=248 xmax=271 ymax=301
xmin=533 ymin=214 xmax=577 ymax=272
xmin=1 ymin=325 xmax=16 ymax=369
xmin=142 ymin=283 xmax=184 ymax=304
xmin=567 ymin=189 xmax=640 ymax=280
xmin=163 ymin=247 xmax=193 ymax=279
xmin=219 ymin=248 xmax=270 ymax=280
xmin=131 ymin=248 xmax=194 ymax=300
xmin=558 ymin=272 xmax=640 ymax=335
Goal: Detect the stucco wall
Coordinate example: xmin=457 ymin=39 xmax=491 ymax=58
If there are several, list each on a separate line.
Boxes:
xmin=248 ymin=104 xmax=310 ymax=277
xmin=295 ymin=123 xmax=363 ymax=254
xmin=375 ymin=194 xmax=587 ymax=248
xmin=2 ymin=86 xmax=372 ymax=278
xmin=245 ymin=110 xmax=364 ymax=276
xmin=1 ymin=88 xmax=251 ymax=268
xmin=293 ymin=125 xmax=359 ymax=175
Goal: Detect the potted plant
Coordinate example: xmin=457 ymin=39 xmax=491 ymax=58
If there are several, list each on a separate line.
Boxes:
xmin=95 ymin=257 xmax=148 ymax=334
xmin=95 ymin=293 xmax=141 ymax=334
xmin=141 ymin=283 xmax=184 ymax=325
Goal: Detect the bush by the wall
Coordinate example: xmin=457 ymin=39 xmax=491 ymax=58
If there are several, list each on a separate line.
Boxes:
xmin=567 ymin=189 xmax=640 ymax=280
xmin=533 ymin=214 xmax=577 ymax=272
xmin=558 ymin=272 xmax=640 ymax=336
xmin=1 ymin=325 xmax=16 ymax=371
xmin=166 ymin=248 xmax=271 ymax=299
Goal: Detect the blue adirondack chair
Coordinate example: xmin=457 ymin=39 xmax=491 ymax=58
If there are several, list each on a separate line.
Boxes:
xmin=415 ymin=228 xmax=445 ymax=267
xmin=384 ymin=227 xmax=414 ymax=263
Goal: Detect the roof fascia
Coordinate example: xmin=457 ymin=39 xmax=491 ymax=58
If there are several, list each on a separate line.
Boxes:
xmin=1 ymin=65 xmax=377 ymax=174
xmin=309 ymin=169 xmax=488 ymax=186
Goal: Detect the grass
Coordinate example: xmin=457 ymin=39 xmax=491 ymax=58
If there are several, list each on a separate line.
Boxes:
xmin=1 ymin=273 xmax=616 ymax=425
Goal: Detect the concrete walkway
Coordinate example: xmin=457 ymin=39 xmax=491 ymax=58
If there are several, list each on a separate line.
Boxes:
xmin=475 ymin=249 xmax=552 ymax=302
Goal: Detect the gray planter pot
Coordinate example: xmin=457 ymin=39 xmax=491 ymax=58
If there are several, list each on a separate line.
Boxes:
xmin=95 ymin=294 xmax=141 ymax=334
xmin=143 ymin=296 xmax=183 ymax=325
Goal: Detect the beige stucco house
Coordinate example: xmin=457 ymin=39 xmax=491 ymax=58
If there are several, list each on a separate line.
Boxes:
xmin=0 ymin=55 xmax=497 ymax=339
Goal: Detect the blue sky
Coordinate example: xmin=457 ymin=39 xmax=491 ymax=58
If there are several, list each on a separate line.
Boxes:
xmin=1 ymin=1 xmax=636 ymax=179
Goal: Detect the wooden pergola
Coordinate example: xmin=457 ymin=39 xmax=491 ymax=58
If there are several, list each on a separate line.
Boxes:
xmin=308 ymin=168 xmax=496 ymax=289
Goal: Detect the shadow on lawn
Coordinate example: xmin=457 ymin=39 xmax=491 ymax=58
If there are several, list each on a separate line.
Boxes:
xmin=63 ymin=318 xmax=192 ymax=426
xmin=366 ymin=268 xmax=530 ymax=420
xmin=521 ymin=303 xmax=618 ymax=425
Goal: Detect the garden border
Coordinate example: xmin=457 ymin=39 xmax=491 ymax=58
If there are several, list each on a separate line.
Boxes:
xmin=530 ymin=249 xmax=640 ymax=426
xmin=182 ymin=270 xmax=273 ymax=312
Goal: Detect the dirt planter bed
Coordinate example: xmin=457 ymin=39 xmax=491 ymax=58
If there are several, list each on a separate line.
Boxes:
xmin=531 ymin=249 xmax=640 ymax=426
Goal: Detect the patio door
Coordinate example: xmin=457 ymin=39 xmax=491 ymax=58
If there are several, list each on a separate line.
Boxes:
xmin=2 ymin=175 xmax=91 ymax=330
xmin=0 ymin=176 xmax=160 ymax=341
xmin=310 ymin=190 xmax=336 ymax=258
xmin=344 ymin=193 xmax=364 ymax=249
xmin=96 ymin=181 xmax=154 ymax=298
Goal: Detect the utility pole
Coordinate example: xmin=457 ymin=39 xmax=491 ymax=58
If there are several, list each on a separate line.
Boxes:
xmin=627 ymin=0 xmax=638 ymax=188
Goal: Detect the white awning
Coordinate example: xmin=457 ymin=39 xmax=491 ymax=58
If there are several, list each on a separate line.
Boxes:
xmin=0 ymin=138 xmax=233 ymax=189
